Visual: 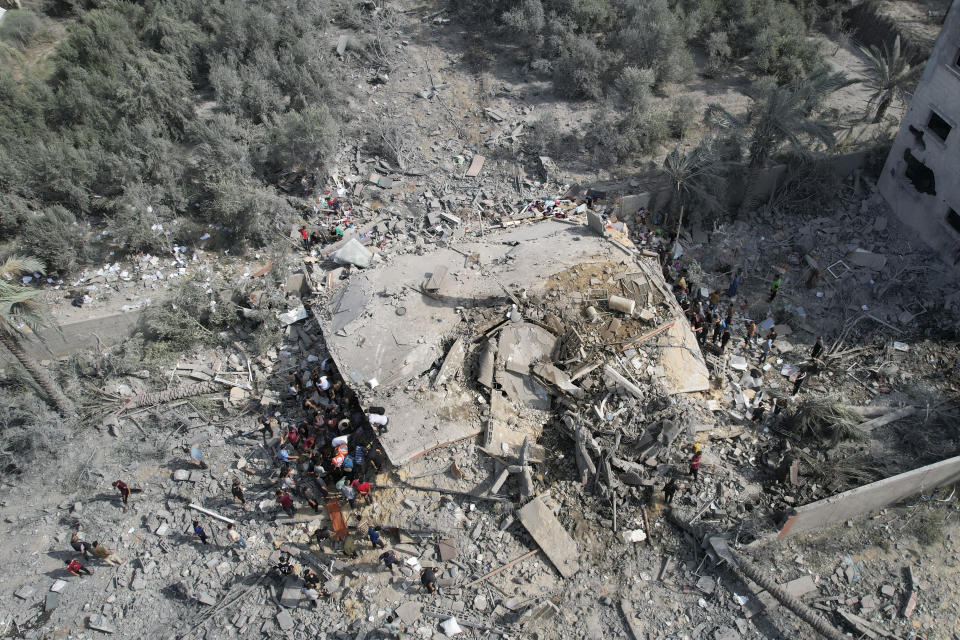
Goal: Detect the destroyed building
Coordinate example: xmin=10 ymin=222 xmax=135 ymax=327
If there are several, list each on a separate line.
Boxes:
xmin=879 ymin=0 xmax=960 ymax=264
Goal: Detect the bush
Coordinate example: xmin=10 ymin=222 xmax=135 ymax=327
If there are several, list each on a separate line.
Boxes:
xmin=142 ymin=271 xmax=238 ymax=358
xmin=706 ymin=31 xmax=732 ymax=77
xmin=0 ymin=10 xmax=43 ymax=48
xmin=668 ymin=96 xmax=698 ymax=139
xmin=615 ymin=66 xmax=655 ymax=113
xmin=523 ymin=112 xmax=577 ymax=159
xmin=552 ymin=35 xmax=609 ymax=100
xmin=17 ymin=205 xmax=82 ymax=274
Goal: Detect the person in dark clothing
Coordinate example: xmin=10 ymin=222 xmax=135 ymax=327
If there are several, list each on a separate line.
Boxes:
xmin=231 ymin=480 xmax=247 ymax=511
xmin=112 ymin=480 xmax=131 ymax=512
xmin=190 ymin=520 xmax=209 ymax=545
xmin=71 ymin=532 xmax=91 ymax=559
xmin=66 ymin=558 xmax=92 ymax=577
xmin=792 ymin=370 xmax=808 ymax=396
xmin=309 ymin=231 xmax=322 ymax=247
xmin=811 ymin=336 xmax=824 ymax=359
xmin=421 ymin=567 xmax=438 ymax=593
xmin=368 ymin=525 xmax=385 ymax=549
xmin=720 ymin=328 xmax=732 ymax=352
xmin=379 ymin=549 xmax=399 ymax=575
xmin=712 ymin=319 xmax=723 ymax=344
xmin=313 ymin=527 xmax=330 ymax=548
xmin=663 ymin=477 xmax=678 ymax=505
xmin=276 ymin=491 xmax=296 ymax=518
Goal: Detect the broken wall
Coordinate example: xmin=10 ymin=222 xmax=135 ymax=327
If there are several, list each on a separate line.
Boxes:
xmin=778 ymin=455 xmax=960 ymax=538
xmin=878 ymin=0 xmax=960 ymax=265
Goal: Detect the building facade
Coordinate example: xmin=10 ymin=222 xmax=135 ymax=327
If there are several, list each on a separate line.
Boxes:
xmin=878 ymin=1 xmax=960 ymax=264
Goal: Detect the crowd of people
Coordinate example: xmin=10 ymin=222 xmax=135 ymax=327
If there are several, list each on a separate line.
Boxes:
xmin=61 ymin=349 xmax=439 ymax=636
xmin=656 ymin=252 xmax=827 ymax=501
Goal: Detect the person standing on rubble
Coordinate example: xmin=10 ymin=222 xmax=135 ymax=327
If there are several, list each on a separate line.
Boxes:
xmin=768 ymin=274 xmax=782 ymax=302
xmin=759 ymin=336 xmax=773 ymax=363
xmin=226 ymin=523 xmax=246 ymax=549
xmin=746 ymin=320 xmax=757 ymax=346
xmin=112 ymin=480 xmax=131 ymax=512
xmin=368 ymin=525 xmax=386 ymax=549
xmin=792 ymin=369 xmax=808 ymax=396
xmin=689 ymin=446 xmax=702 ymax=482
xmin=720 ymin=326 xmax=732 ymax=352
xmin=379 ymin=549 xmax=400 ymax=575
xmin=663 ymin=477 xmax=678 ymax=505
xmin=298 ymin=225 xmax=309 ymax=251
xmin=276 ymin=490 xmax=296 ymax=518
xmin=190 ymin=520 xmax=210 ymax=545
xmin=231 ymin=480 xmax=247 ymax=511
xmin=811 ymin=336 xmax=824 ymax=360
xmin=727 ymin=270 xmax=740 ymax=298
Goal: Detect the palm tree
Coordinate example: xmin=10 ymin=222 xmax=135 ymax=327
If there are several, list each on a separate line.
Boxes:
xmin=0 ymin=256 xmax=76 ymax=415
xmin=859 ymin=36 xmax=917 ymax=124
xmin=662 ymin=141 xmax=727 ymax=245
xmin=706 ymin=69 xmax=850 ymax=168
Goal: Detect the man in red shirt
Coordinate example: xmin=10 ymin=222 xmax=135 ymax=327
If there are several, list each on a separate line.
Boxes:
xmin=112 ymin=480 xmax=131 ymax=512
xmin=351 ymin=479 xmax=372 ymax=504
xmin=276 ymin=490 xmax=296 ymax=518
xmin=66 ymin=558 xmax=92 ymax=577
xmin=689 ymin=452 xmax=702 ymax=482
xmin=298 ymin=226 xmax=309 ymax=250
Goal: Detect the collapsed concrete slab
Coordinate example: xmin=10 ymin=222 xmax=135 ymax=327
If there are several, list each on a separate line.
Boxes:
xmin=318 ymin=217 xmax=709 ymax=465
xmin=517 ymin=497 xmax=580 ymax=578
xmin=778 ymin=455 xmax=960 ymax=538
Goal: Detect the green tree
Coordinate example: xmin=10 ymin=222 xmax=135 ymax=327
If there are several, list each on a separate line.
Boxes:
xmin=662 ymin=142 xmax=726 ymax=242
xmin=707 ymin=69 xmax=849 ymax=168
xmin=0 ymin=256 xmax=76 ymax=415
xmin=859 ymin=36 xmax=917 ymax=124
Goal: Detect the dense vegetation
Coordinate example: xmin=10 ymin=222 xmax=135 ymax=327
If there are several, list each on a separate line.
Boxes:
xmin=459 ymin=0 xmax=853 ymax=163
xmin=0 ymin=0 xmax=351 ymax=275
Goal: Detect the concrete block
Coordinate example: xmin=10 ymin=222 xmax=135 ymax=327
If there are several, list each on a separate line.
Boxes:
xmin=15 ymin=586 xmax=35 ymax=599
xmin=782 ymin=575 xmax=816 ymax=597
xmin=88 ymin=614 xmax=116 ymax=634
xmin=276 ymin=610 xmax=295 ymax=631
xmin=44 ymin=592 xmax=58 ymax=612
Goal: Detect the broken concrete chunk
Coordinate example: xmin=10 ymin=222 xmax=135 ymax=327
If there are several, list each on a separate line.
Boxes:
xmin=517 ymin=497 xmax=580 ymax=578
xmin=278 ymin=305 xmax=309 ymax=325
xmin=331 ymin=238 xmax=373 ymax=269
xmin=15 ymin=586 xmax=35 ymax=599
xmin=276 ymin=610 xmax=295 ymax=631
xmin=696 ymin=576 xmax=716 ymax=594
xmin=782 ymin=574 xmax=816 ymax=597
xmin=622 ymin=529 xmax=647 ymax=543
xmin=847 ymin=248 xmax=887 ymax=270
xmin=88 ymin=614 xmax=116 ymax=634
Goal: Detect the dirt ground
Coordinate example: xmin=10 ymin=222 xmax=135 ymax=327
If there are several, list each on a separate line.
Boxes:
xmin=1 ymin=1 xmax=959 ymax=639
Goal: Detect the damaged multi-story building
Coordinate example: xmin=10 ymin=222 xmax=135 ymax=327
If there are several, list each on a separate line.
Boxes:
xmin=879 ymin=0 xmax=960 ymax=264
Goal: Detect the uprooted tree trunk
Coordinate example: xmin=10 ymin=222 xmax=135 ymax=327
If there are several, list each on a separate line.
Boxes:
xmin=0 ymin=333 xmax=76 ymax=416
xmin=118 ymin=380 xmax=228 ymax=412
xmin=668 ymin=509 xmax=847 ymax=640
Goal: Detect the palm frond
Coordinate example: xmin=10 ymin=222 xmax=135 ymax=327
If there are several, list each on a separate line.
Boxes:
xmin=0 ymin=256 xmax=46 ymax=280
